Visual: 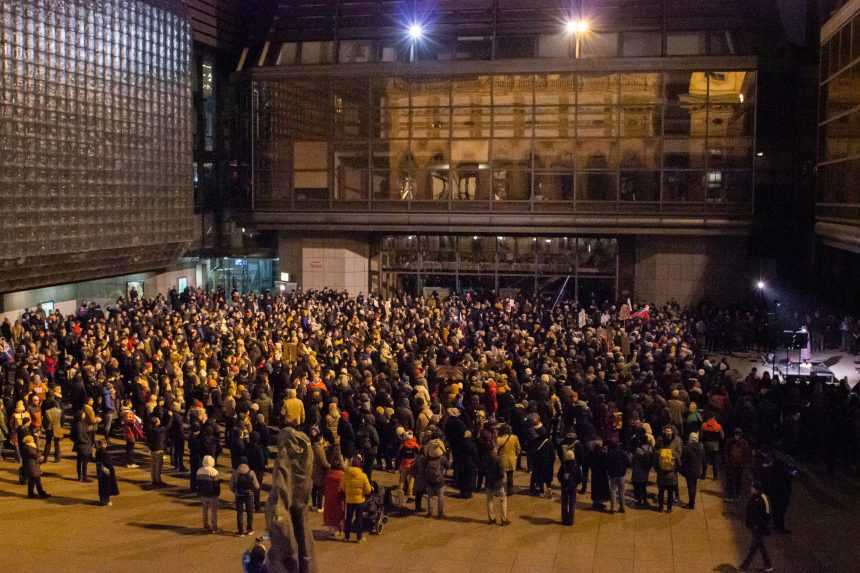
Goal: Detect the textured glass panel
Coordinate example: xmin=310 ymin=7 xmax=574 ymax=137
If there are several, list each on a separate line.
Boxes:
xmin=0 ymin=0 xmax=192 ymax=291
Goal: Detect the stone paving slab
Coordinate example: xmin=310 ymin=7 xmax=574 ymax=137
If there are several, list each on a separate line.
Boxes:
xmin=0 ymin=446 xmax=855 ymax=573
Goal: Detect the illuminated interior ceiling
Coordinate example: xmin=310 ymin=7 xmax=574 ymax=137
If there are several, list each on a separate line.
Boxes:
xmin=685 ymin=71 xmax=748 ymax=103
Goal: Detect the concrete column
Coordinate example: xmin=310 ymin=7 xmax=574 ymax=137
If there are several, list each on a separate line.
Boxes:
xmin=278 ymin=233 xmax=370 ymax=296
xmin=634 ymin=235 xmax=749 ymax=306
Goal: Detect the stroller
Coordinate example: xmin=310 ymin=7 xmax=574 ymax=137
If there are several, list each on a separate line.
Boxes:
xmin=361 ymin=481 xmax=388 ymax=535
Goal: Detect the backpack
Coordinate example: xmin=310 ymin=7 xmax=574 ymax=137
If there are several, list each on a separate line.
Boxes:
xmin=356 ymin=427 xmax=372 ymax=452
xmin=424 ymin=457 xmax=445 ymax=487
xmin=658 ymin=447 xmax=675 ymax=472
xmin=198 ymin=476 xmax=221 ymax=497
xmin=236 ymin=471 xmax=254 ymax=494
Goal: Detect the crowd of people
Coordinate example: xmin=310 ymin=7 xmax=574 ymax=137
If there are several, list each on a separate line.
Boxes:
xmin=1 ymin=287 xmax=859 ymax=571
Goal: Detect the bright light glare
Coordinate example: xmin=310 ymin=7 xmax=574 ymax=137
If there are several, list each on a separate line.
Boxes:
xmin=408 ymin=23 xmax=424 ymax=40
xmin=756 ymin=280 xmax=765 ymax=290
xmin=565 ymin=19 xmax=589 ymax=34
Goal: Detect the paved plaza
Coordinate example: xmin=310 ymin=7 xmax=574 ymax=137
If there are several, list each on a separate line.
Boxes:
xmin=2 ymin=446 xmax=857 ymax=573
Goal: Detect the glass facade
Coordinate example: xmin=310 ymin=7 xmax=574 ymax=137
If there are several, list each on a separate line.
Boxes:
xmin=205 ymin=257 xmax=274 ymax=294
xmin=818 ymin=11 xmax=860 ymax=220
xmin=253 ymin=71 xmax=756 ymax=214
xmin=0 ymin=0 xmax=193 ymax=291
xmin=380 ymin=235 xmax=617 ymax=303
xmin=264 ymin=30 xmax=746 ymax=66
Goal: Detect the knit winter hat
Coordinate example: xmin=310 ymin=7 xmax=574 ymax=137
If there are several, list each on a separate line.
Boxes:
xmin=689 ymin=432 xmax=699 ymax=443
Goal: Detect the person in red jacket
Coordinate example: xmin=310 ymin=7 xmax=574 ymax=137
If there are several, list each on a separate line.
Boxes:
xmin=397 ymin=431 xmax=420 ymax=500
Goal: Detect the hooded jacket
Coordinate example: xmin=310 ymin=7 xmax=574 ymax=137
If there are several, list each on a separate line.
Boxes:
xmin=339 ymin=465 xmax=372 ymax=504
xmin=231 ymin=463 xmax=260 ymax=496
xmin=196 ymin=455 xmax=220 ymax=497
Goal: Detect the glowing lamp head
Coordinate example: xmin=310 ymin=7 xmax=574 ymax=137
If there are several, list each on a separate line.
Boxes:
xmin=565 ymin=19 xmax=589 ymax=34
xmin=756 ymin=280 xmax=765 ymax=290
xmin=408 ymin=23 xmax=424 ymax=41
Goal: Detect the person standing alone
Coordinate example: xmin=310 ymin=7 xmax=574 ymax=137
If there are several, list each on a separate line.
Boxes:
xmin=738 ymin=481 xmax=774 ymax=573
xmin=196 ymin=455 xmax=221 ymax=532
xmin=231 ymin=456 xmax=260 ymax=536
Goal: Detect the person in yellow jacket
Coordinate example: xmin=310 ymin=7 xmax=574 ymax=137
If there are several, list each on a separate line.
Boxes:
xmin=339 ymin=455 xmax=372 ymax=543
xmin=281 ymin=389 xmax=305 ymax=428
xmin=496 ymin=424 xmax=522 ymax=495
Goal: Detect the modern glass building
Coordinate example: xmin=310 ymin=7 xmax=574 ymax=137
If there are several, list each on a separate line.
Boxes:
xmin=816 ymin=0 xmax=860 ymax=308
xmin=0 ymin=0 xmax=194 ymax=292
xmin=234 ymin=0 xmax=780 ymax=304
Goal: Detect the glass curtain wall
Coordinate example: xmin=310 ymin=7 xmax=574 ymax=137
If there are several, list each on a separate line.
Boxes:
xmin=380 ymin=235 xmax=617 ymax=304
xmin=818 ymin=14 xmax=860 ymax=220
xmin=253 ymin=71 xmax=755 ymax=213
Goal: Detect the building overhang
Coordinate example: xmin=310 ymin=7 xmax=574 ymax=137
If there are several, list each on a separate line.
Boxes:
xmin=816 ymin=220 xmax=860 ymax=254
xmin=234 ymin=55 xmax=758 ymax=82
xmin=236 ymin=211 xmax=752 ymax=237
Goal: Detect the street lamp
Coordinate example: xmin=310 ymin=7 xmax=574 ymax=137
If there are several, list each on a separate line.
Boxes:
xmin=756 ymin=280 xmax=766 ymax=290
xmin=407 ymin=22 xmax=424 ymax=61
xmin=408 ymin=23 xmax=424 ymax=41
xmin=564 ymin=19 xmax=589 ymax=58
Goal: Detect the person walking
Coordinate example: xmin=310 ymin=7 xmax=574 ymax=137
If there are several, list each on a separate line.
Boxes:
xmin=557 ymin=449 xmax=582 ymax=525
xmin=21 ymin=435 xmax=50 ymax=498
xmin=340 ymin=454 xmax=372 ymax=542
xmin=606 ymin=439 xmax=630 ymax=514
xmin=738 ymin=481 xmax=774 ymax=573
xmin=231 ymin=456 xmax=260 ymax=536
xmin=680 ymin=432 xmax=704 ymax=509
xmin=95 ymin=440 xmax=119 ymax=506
xmin=196 ymin=455 xmax=221 ymax=532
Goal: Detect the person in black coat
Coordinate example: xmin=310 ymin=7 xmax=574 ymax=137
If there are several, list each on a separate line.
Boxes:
xmin=680 ymin=433 xmax=705 ymax=509
xmin=557 ymin=449 xmax=582 ymax=525
xmin=759 ymin=450 xmax=796 ymax=534
xmin=95 ymin=440 xmax=119 ymax=506
xmin=589 ymin=440 xmax=610 ymax=511
xmin=245 ymin=431 xmax=268 ymax=512
xmin=337 ymin=413 xmax=356 ymax=459
xmin=167 ymin=406 xmax=186 ymax=472
xmin=148 ymin=416 xmax=168 ymax=486
xmin=71 ymin=411 xmax=92 ymax=482
xmin=528 ymin=416 xmax=555 ymax=498
xmin=456 ymin=431 xmax=479 ymax=499
xmin=188 ymin=421 xmax=203 ymax=492
xmin=738 ymin=481 xmax=773 ymax=572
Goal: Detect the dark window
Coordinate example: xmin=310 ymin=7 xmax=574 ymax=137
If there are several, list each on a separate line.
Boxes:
xmin=494 ymin=36 xmax=536 ymax=59
xmin=621 ymin=32 xmax=661 ymax=57
xmin=456 ymin=37 xmax=492 ymax=60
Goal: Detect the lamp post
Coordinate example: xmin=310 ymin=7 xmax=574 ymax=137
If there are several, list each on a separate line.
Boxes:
xmin=565 ymin=19 xmax=589 ymax=58
xmin=407 ymin=23 xmax=423 ymax=62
